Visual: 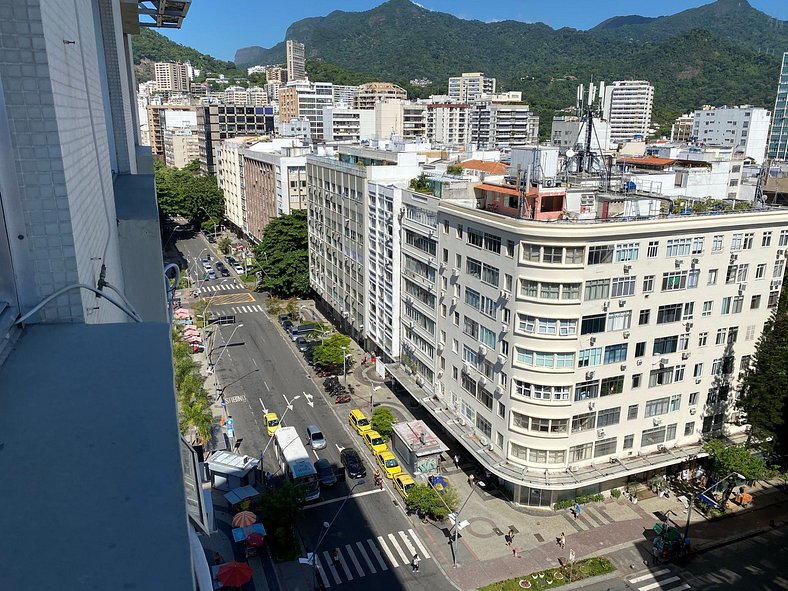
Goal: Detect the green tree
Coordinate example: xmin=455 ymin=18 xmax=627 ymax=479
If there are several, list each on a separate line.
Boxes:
xmin=254 ymin=481 xmax=306 ymax=561
xmin=703 ymin=439 xmax=772 ymax=510
xmin=248 ymin=72 xmax=267 ymax=86
xmin=218 ymin=236 xmax=232 ymax=254
xmin=154 ymin=160 xmax=224 ymax=230
xmin=312 ymin=333 xmax=352 ymax=368
xmin=405 ymin=483 xmax=459 ymax=520
xmin=409 ymin=173 xmax=432 ymax=195
xmin=179 ymin=400 xmax=214 ymax=444
xmin=253 ymin=210 xmax=309 ymax=296
xmin=372 ymin=407 xmax=396 ymax=440
xmin=446 ymin=164 xmax=464 ymax=175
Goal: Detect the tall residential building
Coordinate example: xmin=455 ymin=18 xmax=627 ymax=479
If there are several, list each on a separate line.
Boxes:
xmin=354 ymin=82 xmax=408 ymax=109
xmin=223 ymin=86 xmax=248 ymax=105
xmin=603 ymin=80 xmax=655 ymax=145
xmin=278 ymin=81 xmax=337 ymax=140
xmin=265 ymin=65 xmax=288 ymax=84
xmin=670 ymin=113 xmax=695 ymax=143
xmin=146 ymin=104 xmax=196 ymax=160
xmin=385 ymin=177 xmax=788 ymax=508
xmin=306 ymin=146 xmax=421 ymax=346
xmin=767 ymin=52 xmax=788 ymax=160
xmin=286 ymin=39 xmax=306 ymax=81
xmin=426 ymin=102 xmax=471 ymax=146
xmin=154 ymin=61 xmax=190 ymax=93
xmin=247 ymin=86 xmax=268 ymax=107
xmin=244 ymin=139 xmax=310 ymax=241
xmin=470 ymin=103 xmax=540 ymax=149
xmin=0 ymin=1 xmax=201 ymax=588
xmin=373 ymin=99 xmax=427 ymax=140
xmin=448 ymin=72 xmax=496 ymax=102
xmin=322 ymin=107 xmax=375 ymax=142
xmin=692 ymin=105 xmax=771 ymax=163
xmin=216 ymin=137 xmax=262 ymax=234
xmin=163 ymin=128 xmax=199 ymax=168
xmin=196 ymin=105 xmax=276 ymax=174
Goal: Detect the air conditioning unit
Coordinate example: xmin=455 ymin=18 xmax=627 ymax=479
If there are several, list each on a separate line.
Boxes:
xmin=637 ymin=359 xmax=643 ymax=366
xmin=681 ymin=352 xmax=691 ymax=360
xmin=451 ymin=297 xmax=458 ymax=306
xmin=624 ymin=265 xmax=631 ymax=274
xmin=653 ymin=417 xmax=663 ymax=426
xmin=685 ymin=322 xmax=693 ymax=331
xmin=675 ymin=259 xmax=683 ymax=268
xmin=588 ymin=401 xmax=595 ymax=410
xmin=690 ymin=407 xmax=697 ymax=415
xmin=569 ymin=464 xmax=579 ymax=473
xmin=691 ymin=258 xmax=699 ymax=265
xmin=695 ymin=378 xmax=702 ymax=384
xmin=437 ymin=370 xmax=444 ymax=378
xmin=478 ymin=345 xmax=487 ymax=357
xmin=738 ymin=282 xmax=747 ymax=294
xmin=623 ymin=330 xmax=630 ymax=338
xmin=495 ymin=385 xmax=504 ymax=396
xmin=479 ymin=376 xmax=487 ymax=386
xmin=597 ymin=429 xmax=606 ymax=438
xmin=660 ymin=357 xmax=669 ymax=366
xmin=585 ymin=370 xmax=595 ymax=380
xmin=501 ymin=323 xmax=508 ymax=333
xmin=500 ymin=290 xmax=511 ymax=300
xmin=458 ymin=418 xmax=466 ymax=426
xmin=462 ymin=363 xmax=471 ymax=374
xmin=602 ymin=301 xmax=610 ymax=311
xmin=488 ymin=442 xmax=495 ymax=451
xmin=451 ymin=267 xmax=460 ymax=276
xmin=589 ymin=337 xmax=596 ymax=345
xmin=618 ymin=299 xmax=626 ymax=307
xmin=778 ymin=250 xmax=784 ymax=256
xmin=399 ymin=206 xmax=406 ymax=215
xmin=730 ymin=253 xmax=738 ymax=262
xmin=620 ymin=364 xmax=627 ymax=371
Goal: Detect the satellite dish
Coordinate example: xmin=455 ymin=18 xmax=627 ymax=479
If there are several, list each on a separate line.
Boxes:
xmin=566 ymin=149 xmax=576 ymax=159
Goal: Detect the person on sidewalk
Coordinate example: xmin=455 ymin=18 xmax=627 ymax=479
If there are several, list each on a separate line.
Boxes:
xmin=573 ymin=503 xmax=581 ymax=520
xmin=331 ymin=548 xmax=340 ymax=565
xmin=651 ymin=544 xmax=661 ymax=565
xmin=512 ymin=546 xmax=519 ymax=558
xmin=411 ymin=553 xmax=420 ymax=572
xmin=504 ymin=533 xmax=512 ymax=547
xmin=507 ymin=528 xmax=516 ymax=544
xmin=468 ymin=474 xmax=476 ymax=487
xmin=454 ymin=454 xmax=460 ymax=469
xmin=558 ymin=532 xmax=566 ymax=549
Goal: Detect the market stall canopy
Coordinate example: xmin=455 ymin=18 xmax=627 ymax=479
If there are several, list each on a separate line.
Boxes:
xmin=223 ymin=485 xmax=260 ymax=505
xmin=232 ymin=523 xmax=267 ymax=543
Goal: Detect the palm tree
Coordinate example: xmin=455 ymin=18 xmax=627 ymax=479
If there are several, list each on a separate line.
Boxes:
xmin=179 ymin=400 xmax=215 ymax=445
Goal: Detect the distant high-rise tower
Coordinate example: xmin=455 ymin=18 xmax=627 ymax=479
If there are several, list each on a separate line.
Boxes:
xmin=603 ymin=80 xmax=654 ymax=145
xmin=154 ymin=62 xmax=190 ymax=93
xmin=286 ymin=40 xmax=306 ymax=81
xmin=768 ymin=52 xmax=788 ymax=160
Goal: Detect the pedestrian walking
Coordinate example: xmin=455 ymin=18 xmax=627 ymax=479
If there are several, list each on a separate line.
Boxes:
xmin=331 ymin=548 xmax=340 ymax=565
xmin=411 ymin=553 xmax=421 ymax=572
xmin=559 ymin=532 xmax=566 ymax=549
xmin=512 ymin=546 xmax=519 ymax=558
xmin=468 ymin=473 xmax=476 ymax=487
xmin=504 ymin=533 xmax=512 ymax=547
xmin=453 ymin=454 xmax=460 ymax=469
xmin=213 ymin=551 xmax=224 ymax=565
xmin=508 ymin=528 xmax=516 ymax=542
xmin=573 ymin=503 xmax=581 ymax=520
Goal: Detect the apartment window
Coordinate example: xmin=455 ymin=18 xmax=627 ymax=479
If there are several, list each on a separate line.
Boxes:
xmin=523 ymin=243 xmax=541 ymax=262
xmin=578 ymin=347 xmax=602 ymax=367
xmin=580 ymin=314 xmax=607 ymax=335
xmin=653 ymin=336 xmax=678 ymax=355
xmin=732 ymin=296 xmax=744 ymax=314
xmin=465 ymin=287 xmax=480 ymax=309
xmin=743 ymin=232 xmax=754 ymax=250
xmin=774 ymin=259 xmax=785 ymax=279
xmin=762 ymin=231 xmax=772 ymax=247
xmin=569 ymin=443 xmax=593 ymax=462
xmin=684 ymin=422 xmax=695 ymax=437
xmin=693 ymin=362 xmax=703 ymax=378
xmin=562 ymin=283 xmax=581 ymax=300
xmin=584 ymin=279 xmax=610 ymax=300
xmin=588 ymin=245 xmax=614 ymax=265
xmin=480 ymin=325 xmax=497 ymax=349
xmin=520 ymin=279 xmax=538 ymax=298
xmin=702 ymin=301 xmax=713 ymax=316
xmin=682 ymin=302 xmax=695 ymax=320
xmin=468 ymin=228 xmax=484 ymax=248
xmin=597 ymin=407 xmax=621 ymax=427
xmin=756 ymin=263 xmax=767 ymax=279
xmin=632 ymin=374 xmax=642 ymax=389
xmin=571 ymin=412 xmax=596 ymax=433
xmin=594 ymin=437 xmax=617 ymax=458
xmin=662 ymin=271 xmax=688 ymax=291
xmin=707 ymin=269 xmax=718 ymax=285
xmin=628 ymin=404 xmax=639 ymax=420
xmin=641 ymin=426 xmax=667 ymax=447
xmin=540 ymin=282 xmax=560 ymax=300
xmin=715 ymin=328 xmax=727 ymax=345
xmin=500 ymin=340 xmax=509 ymax=356
xmin=666 ymin=238 xmax=692 ymax=257
xmin=670 ymin=394 xmax=682 ymax=412
xmin=476 ymin=414 xmax=492 ymax=438
xmin=504 ymin=274 xmax=513 ymax=292
xmin=639 ymin=309 xmax=650 ymax=325
xmin=642 ymin=275 xmax=655 ymax=293
xmin=769 ymin=290 xmax=780 ymax=308
xmin=645 ymin=396 xmax=670 ymax=417
xmin=647 ymin=241 xmax=659 ymax=258
xmin=457 ymin=224 xmax=463 ymax=238
xmin=455 ymin=253 xmax=462 ymax=268
xmin=698 ymin=332 xmax=708 ymax=347
xmin=565 ymin=247 xmax=584 ymax=264
xmin=635 ymin=341 xmax=646 ymax=357
xmin=506 ymin=240 xmax=515 ymax=257
xmin=731 ymin=233 xmax=743 ymax=251
xmin=463 ymin=316 xmax=479 ymax=339
xmin=480 ymin=295 xmax=497 ymax=318
xmin=746 ymin=324 xmax=756 ymax=341
xmin=543 ymin=246 xmax=562 ymax=263
xmin=623 ymin=434 xmax=635 ymax=449
xmin=601 ymin=375 xmax=624 ymax=396
xmin=607 ymin=311 xmax=631 ymax=331
xmin=780 ymin=229 xmax=788 ymax=247
xmin=604 ymin=343 xmax=628 ymax=364
xmin=611 ymin=276 xmax=636 ymax=297
xmin=751 ymin=295 xmax=761 ymax=309
xmin=615 ymin=242 xmax=640 ymax=262
xmin=481 ymin=262 xmax=500 ymax=287
xmin=692 ymin=237 xmax=704 ymax=254
xmin=484 ymin=233 xmax=501 ymax=254
xmin=466 ymin=257 xmax=481 ymax=279
xmin=657 ymin=304 xmax=683 ymax=324
xmin=712 ymin=234 xmax=724 ymax=252
xmin=649 ymin=368 xmax=674 ymax=388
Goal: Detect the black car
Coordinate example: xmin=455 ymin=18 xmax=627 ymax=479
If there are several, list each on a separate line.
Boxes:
xmin=224 ymin=255 xmax=237 ymax=265
xmin=278 ymin=314 xmax=290 ymax=326
xmin=282 ymin=319 xmax=294 ymax=333
xmin=219 ymin=267 xmax=230 ymax=277
xmin=340 ymin=448 xmax=366 ymax=479
xmin=314 ymin=459 xmax=338 ymax=487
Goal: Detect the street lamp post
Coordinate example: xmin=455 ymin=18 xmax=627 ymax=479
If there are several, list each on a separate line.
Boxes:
xmin=259 ymin=394 xmax=301 ymax=473
xmin=684 ymin=471 xmax=746 ymax=541
xmin=341 ymin=347 xmax=352 ymax=386
xmin=448 ymin=479 xmax=484 ymax=567
xmin=311 ymin=479 xmax=366 ymax=590
xmin=370 ymin=385 xmax=381 ymax=410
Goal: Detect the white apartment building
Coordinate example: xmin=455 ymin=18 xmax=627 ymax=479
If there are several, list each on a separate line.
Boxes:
xmin=426 ymin=102 xmax=470 ymax=146
xmin=354 ymin=82 xmax=408 ymax=109
xmin=551 ymin=116 xmax=612 ymax=154
xmin=306 ymin=146 xmax=421 ymax=350
xmin=333 ymin=85 xmax=359 ymax=108
xmin=373 ymin=99 xmax=428 ymax=141
xmin=216 ymin=137 xmax=261 ymax=234
xmin=286 ymin=39 xmax=306 ymax=81
xmin=163 ymin=128 xmax=199 ymax=168
xmin=691 ymin=105 xmax=771 ymax=163
xmin=322 ymin=107 xmax=375 ymax=142
xmin=278 ymin=80 xmax=337 ymax=140
xmin=671 ymin=113 xmax=695 ymax=143
xmin=470 ymin=103 xmax=539 ymax=149
xmin=265 ymin=65 xmax=288 ymax=84
xmin=247 ymin=65 xmax=267 ymax=75
xmin=247 ymin=86 xmax=268 ymax=107
xmin=154 ymin=61 xmax=190 ymax=93
xmin=448 ymin=72 xmax=496 ymax=102
xmin=387 ymin=178 xmax=788 ymax=507
xmin=223 ymin=86 xmax=248 ymax=105
xmin=604 ymin=80 xmax=655 ymax=145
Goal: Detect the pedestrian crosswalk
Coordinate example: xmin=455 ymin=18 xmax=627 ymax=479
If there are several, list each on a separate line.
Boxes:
xmin=220 ymin=304 xmax=265 ymax=314
xmin=628 ymin=568 xmax=691 ymax=591
xmin=315 ymin=529 xmax=430 ymax=587
xmin=196 ymin=280 xmax=242 ymax=293
xmin=561 ymin=503 xmax=619 ymax=532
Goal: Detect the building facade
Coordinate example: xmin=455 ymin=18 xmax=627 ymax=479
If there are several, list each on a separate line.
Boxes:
xmin=264 ymin=65 xmax=288 ymax=84
xmin=154 ymin=61 xmax=190 ymax=93
xmin=278 ymin=81 xmax=336 ymax=140
xmin=196 ymin=105 xmax=275 ymax=174
xmin=146 ymin=104 xmax=196 ymax=160
xmin=448 ymin=72 xmax=496 ymax=102
xmin=768 ymin=52 xmax=788 ymax=160
xmin=470 ymin=103 xmax=539 ymax=149
xmin=604 ymin=80 xmax=655 ymax=145
xmin=354 ymin=82 xmax=408 ymax=109
xmin=671 ymin=113 xmax=695 ymax=143
xmin=322 ymin=107 xmax=375 ymax=142
xmin=216 ymin=137 xmax=262 ymax=234
xmin=163 ymin=128 xmax=199 ymax=168
xmin=426 ymin=102 xmax=470 ymax=146
xmin=692 ymin=105 xmax=770 ymax=163
xmin=286 ymin=39 xmax=306 ymax=81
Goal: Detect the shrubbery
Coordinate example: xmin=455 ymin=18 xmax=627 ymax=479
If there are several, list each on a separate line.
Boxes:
xmin=553 ymin=493 xmax=604 ymax=511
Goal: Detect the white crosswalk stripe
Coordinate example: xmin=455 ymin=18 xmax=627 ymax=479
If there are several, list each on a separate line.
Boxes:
xmin=322 ymin=551 xmax=342 ymax=585
xmin=408 ymin=528 xmax=430 ymax=559
xmin=221 ymin=304 xmax=264 ymax=314
xmin=628 ymin=568 xmax=691 ymax=591
xmin=366 ymin=539 xmax=388 ymax=571
xmin=315 ymin=556 xmax=332 ymax=588
xmin=355 ymin=541 xmax=377 ymax=574
xmin=387 ymin=533 xmax=409 ymax=564
xmin=344 ymin=544 xmax=364 ymax=577
xmin=377 ymin=535 xmax=398 ymax=567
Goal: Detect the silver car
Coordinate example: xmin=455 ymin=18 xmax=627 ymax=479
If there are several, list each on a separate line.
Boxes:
xmin=306 ymin=425 xmax=326 ymax=450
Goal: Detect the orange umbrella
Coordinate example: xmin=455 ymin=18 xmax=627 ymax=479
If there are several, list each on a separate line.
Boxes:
xmin=217 ymin=561 xmax=252 ymax=587
xmin=232 ymin=511 xmax=257 ymax=527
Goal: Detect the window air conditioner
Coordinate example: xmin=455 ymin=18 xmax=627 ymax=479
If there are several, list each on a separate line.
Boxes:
xmin=690 ymin=407 xmax=697 ymax=415
xmin=602 ymin=301 xmax=610 ymax=311
xmin=692 ymin=258 xmax=699 ymax=265
xmin=681 ymin=352 xmax=690 ymax=360
xmin=660 ymin=357 xmax=669 ymax=366
xmin=685 ymin=322 xmax=693 ymax=331
xmin=653 ymin=417 xmax=663 ymax=426
xmin=597 ymin=429 xmax=606 ymax=438
xmin=500 ymin=290 xmax=510 ymax=300
xmin=730 ymin=254 xmax=738 ymax=262
xmin=623 ymin=330 xmax=630 ymax=338
xmin=585 ymin=371 xmax=595 ymax=380
xmin=618 ymin=299 xmax=626 ymax=307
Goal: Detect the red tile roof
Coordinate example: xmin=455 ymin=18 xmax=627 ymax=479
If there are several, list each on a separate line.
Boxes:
xmin=617 ymin=156 xmax=676 ymax=167
xmin=476 ymin=182 xmax=521 ymax=197
xmin=460 ymin=160 xmax=508 ymax=175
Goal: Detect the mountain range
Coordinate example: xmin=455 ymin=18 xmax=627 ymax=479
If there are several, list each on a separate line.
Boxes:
xmin=133 ymin=0 xmax=786 ymax=136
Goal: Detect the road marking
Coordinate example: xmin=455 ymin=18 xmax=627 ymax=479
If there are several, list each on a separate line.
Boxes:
xmin=314 ymin=556 xmax=331 ymax=588
xmin=630 ymin=570 xmax=671 ymax=583
xmin=264 ymin=381 xmax=270 ymax=391
xmin=355 ymin=541 xmax=377 ymax=574
xmin=304 ymin=488 xmax=385 ymax=509
xmin=641 ymin=577 xmax=681 ymax=591
xmin=366 ymin=539 xmax=388 ymax=571
xmin=344 ymin=544 xmax=364 ymax=577
xmin=398 ymin=530 xmax=416 ymax=556
xmin=335 ymin=443 xmax=345 ymax=452
xmin=377 ymin=536 xmax=398 ymax=567
xmin=225 ymin=394 xmax=246 ymax=404
xmin=259 ymin=397 xmax=267 ymax=413
xmin=312 ymin=449 xmax=320 ymax=460
xmin=322 ymin=551 xmax=342 ymax=584
xmin=408 ymin=529 xmax=430 ymax=559
xmin=387 ymin=533 xmax=409 ymax=564
xmin=251 ymin=357 xmax=257 ymax=367
xmin=336 ymin=550 xmax=353 ymax=581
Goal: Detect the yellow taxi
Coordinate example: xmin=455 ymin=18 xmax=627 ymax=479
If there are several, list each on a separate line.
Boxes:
xmin=264 ymin=411 xmax=280 ymax=437
xmin=375 ymin=450 xmax=401 ymax=479
xmin=348 ymin=409 xmax=371 ymax=435
xmin=362 ymin=430 xmax=388 ymax=454
xmin=393 ymin=473 xmax=416 ymax=500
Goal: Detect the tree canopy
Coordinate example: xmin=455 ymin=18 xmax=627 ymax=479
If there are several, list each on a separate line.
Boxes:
xmin=253 ymin=210 xmax=309 ymax=296
xmin=154 ymin=160 xmax=224 ymax=231
xmin=312 ymin=333 xmax=352 ymax=369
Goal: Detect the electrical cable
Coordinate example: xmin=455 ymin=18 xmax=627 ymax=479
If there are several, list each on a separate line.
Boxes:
xmin=101 ymin=281 xmax=144 ymax=322
xmin=15 ymin=284 xmax=142 ymax=325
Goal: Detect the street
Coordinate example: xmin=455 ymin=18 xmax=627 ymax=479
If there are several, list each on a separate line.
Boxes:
xmin=175 ymin=230 xmax=456 ymax=591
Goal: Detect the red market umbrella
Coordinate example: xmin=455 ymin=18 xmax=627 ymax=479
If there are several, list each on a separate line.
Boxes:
xmin=245 ymin=532 xmax=265 ymax=547
xmin=217 ymin=561 xmax=252 ymax=587
xmin=232 ymin=511 xmax=257 ymax=528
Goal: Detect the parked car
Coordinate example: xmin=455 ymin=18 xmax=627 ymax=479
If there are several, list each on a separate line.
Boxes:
xmin=295 ymin=336 xmax=310 ymax=352
xmin=375 ymin=450 xmax=401 ymax=479
xmin=224 ymin=255 xmax=237 ymax=265
xmin=340 ymin=448 xmax=366 ymax=479
xmin=206 ymin=269 xmax=217 ymax=280
xmin=314 ymin=459 xmax=337 ymax=487
xmin=349 ymin=409 xmax=372 ymax=435
xmin=219 ymin=267 xmax=230 ymax=277
xmin=305 ymin=425 xmax=327 ymax=450
xmin=263 ymin=412 xmax=280 ymax=437
xmin=393 ymin=473 xmax=416 ymax=500
xmin=362 ymin=430 xmax=387 ymax=454
xmin=278 ymin=314 xmax=290 ymax=326
xmin=290 ymin=323 xmax=317 ymax=340
xmin=232 ymin=263 xmax=244 ymax=274
xmin=282 ymin=320 xmax=294 ymax=333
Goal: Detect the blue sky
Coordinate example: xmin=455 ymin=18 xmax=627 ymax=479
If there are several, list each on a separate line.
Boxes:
xmin=160 ymin=0 xmax=788 ymax=61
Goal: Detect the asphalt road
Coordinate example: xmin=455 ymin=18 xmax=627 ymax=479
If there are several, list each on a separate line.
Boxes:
xmin=580 ymin=527 xmax=788 ymax=591
xmin=175 ymin=231 xmax=456 ymax=591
